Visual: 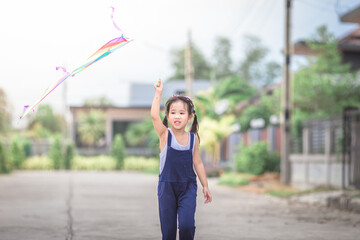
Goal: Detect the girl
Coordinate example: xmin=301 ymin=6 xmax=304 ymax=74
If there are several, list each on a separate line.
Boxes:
xmin=151 ymin=78 xmax=212 ymax=240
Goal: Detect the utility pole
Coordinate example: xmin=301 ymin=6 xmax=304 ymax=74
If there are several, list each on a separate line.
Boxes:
xmin=185 ymin=30 xmax=194 ymax=96
xmin=281 ymin=0 xmax=292 ymax=184
xmin=62 ymin=64 xmax=69 ymax=152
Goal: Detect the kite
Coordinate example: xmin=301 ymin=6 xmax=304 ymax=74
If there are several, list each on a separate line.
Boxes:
xmin=20 ymin=7 xmax=132 ymax=119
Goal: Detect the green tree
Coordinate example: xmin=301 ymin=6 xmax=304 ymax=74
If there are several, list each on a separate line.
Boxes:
xmin=112 ymin=134 xmax=125 ymax=170
xmin=199 ymin=115 xmax=235 ymax=163
xmin=84 ymin=97 xmax=114 ymax=107
xmin=293 ymin=25 xmax=360 ymax=136
xmin=125 ymin=116 xmax=159 ymax=149
xmin=237 ymin=101 xmax=275 ymax=133
xmin=49 ymin=136 xmax=63 ymax=170
xmin=0 ymin=88 xmax=11 ymax=133
xmin=169 ymin=43 xmax=212 ymax=80
xmin=213 ymin=76 xmax=256 ymax=106
xmin=10 ymin=138 xmax=26 ymax=169
xmin=238 ymin=35 xmax=281 ymax=87
xmin=77 ymin=110 xmax=106 ymax=148
xmin=212 ymin=36 xmax=233 ymax=80
xmin=27 ymin=104 xmax=62 ymax=136
xmin=195 ymin=76 xmax=256 ymax=121
xmin=64 ymin=142 xmax=75 ymax=170
xmin=0 ymin=139 xmax=10 ymax=173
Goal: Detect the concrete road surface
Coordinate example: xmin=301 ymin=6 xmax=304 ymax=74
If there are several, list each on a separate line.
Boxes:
xmin=0 ymin=171 xmax=359 ymax=240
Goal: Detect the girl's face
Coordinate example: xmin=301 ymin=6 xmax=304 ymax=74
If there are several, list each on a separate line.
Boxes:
xmin=167 ymin=100 xmax=192 ymax=130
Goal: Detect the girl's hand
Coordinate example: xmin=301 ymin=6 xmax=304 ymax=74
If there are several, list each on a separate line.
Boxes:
xmin=203 ymin=187 xmax=212 ymax=204
xmin=154 ymin=78 xmax=163 ymax=93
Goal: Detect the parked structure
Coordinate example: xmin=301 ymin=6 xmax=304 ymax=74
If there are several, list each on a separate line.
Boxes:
xmin=69 ymin=80 xmax=211 ymax=154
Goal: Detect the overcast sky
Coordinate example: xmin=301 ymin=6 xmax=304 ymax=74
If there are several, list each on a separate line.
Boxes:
xmin=0 ymin=0 xmax=359 ymax=126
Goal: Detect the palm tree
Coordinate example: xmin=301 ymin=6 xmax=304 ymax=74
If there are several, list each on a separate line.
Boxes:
xmin=77 ymin=110 xmax=106 ymax=149
xmin=199 ymin=115 xmax=235 ymax=165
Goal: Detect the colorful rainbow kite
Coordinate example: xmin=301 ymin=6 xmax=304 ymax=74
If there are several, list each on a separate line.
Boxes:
xmin=20 ymin=7 xmax=132 ymax=119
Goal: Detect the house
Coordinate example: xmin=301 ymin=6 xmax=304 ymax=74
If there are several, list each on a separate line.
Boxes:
xmin=294 ymin=5 xmax=360 ymax=71
xmin=69 ymin=80 xmax=212 ymax=152
xmin=289 ymin=5 xmax=360 ymax=189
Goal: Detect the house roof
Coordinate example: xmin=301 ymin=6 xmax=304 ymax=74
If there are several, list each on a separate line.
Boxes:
xmin=338 ymin=28 xmax=360 ymax=52
xmin=128 ymin=80 xmax=212 ymax=107
xmin=294 ymin=5 xmax=360 ymax=56
xmin=340 ymin=5 xmax=360 ymax=23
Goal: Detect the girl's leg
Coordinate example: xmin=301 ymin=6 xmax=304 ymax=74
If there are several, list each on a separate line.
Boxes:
xmin=158 ymin=182 xmax=177 ymax=240
xmin=177 ymin=182 xmax=197 ymax=240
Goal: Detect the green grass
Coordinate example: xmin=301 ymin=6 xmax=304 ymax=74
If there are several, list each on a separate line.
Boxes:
xmin=351 ymin=193 xmax=360 ymax=199
xmin=265 ymin=187 xmax=336 ymax=198
xmin=218 ymin=173 xmax=251 ymax=187
xmin=265 ymin=189 xmax=300 ymax=198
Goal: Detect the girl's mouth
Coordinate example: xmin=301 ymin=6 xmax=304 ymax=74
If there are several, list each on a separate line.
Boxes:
xmin=174 ymin=121 xmax=181 ymax=126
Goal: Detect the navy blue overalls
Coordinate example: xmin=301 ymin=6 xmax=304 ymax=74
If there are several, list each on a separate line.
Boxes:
xmin=158 ymin=130 xmax=197 ymax=240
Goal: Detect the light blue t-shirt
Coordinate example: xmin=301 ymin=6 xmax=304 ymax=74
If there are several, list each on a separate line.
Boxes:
xmin=159 ymin=128 xmax=195 ymax=174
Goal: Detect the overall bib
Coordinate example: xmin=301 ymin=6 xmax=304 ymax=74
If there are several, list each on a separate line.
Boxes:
xmin=158 ymin=130 xmax=197 ymax=240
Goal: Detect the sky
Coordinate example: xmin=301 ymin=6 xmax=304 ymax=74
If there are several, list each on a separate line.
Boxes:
xmin=0 ymin=0 xmax=359 ymax=127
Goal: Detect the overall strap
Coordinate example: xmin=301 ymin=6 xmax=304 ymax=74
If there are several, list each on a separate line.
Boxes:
xmin=167 ymin=130 xmax=172 ymax=147
xmin=189 ymin=132 xmax=195 ymax=150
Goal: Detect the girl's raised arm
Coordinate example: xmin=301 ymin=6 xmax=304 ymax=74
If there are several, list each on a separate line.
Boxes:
xmin=151 ymin=78 xmax=167 ymax=138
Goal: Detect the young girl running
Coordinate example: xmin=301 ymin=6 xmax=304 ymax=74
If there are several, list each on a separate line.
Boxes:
xmin=151 ymin=78 xmax=212 ymax=240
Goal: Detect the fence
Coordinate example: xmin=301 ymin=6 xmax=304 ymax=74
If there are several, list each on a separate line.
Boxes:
xmin=289 ymin=108 xmax=360 ymax=190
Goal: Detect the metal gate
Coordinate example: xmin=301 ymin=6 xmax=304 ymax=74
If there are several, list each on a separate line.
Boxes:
xmin=342 ymin=107 xmax=360 ymax=189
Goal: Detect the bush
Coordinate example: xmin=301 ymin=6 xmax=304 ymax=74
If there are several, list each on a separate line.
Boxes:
xmin=235 ymin=142 xmax=279 ymax=175
xmin=218 ymin=173 xmax=250 ymax=186
xmin=266 ymin=151 xmax=280 ymax=172
xmin=112 ymin=134 xmax=125 ymax=170
xmin=124 ymin=156 xmax=159 ymax=173
xmin=21 ymin=156 xmax=53 ymax=170
xmin=49 ymin=137 xmax=63 ymax=170
xmin=0 ymin=139 xmax=10 ymax=173
xmin=22 ymin=138 xmax=32 ymax=157
xmin=64 ymin=142 xmax=75 ymax=170
xmin=10 ymin=138 xmax=26 ymax=169
xmin=73 ymin=155 xmax=116 ymax=170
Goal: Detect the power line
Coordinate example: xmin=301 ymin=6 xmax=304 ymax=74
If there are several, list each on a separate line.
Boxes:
xmin=296 ymin=0 xmax=335 ymax=13
xmin=257 ymin=0 xmax=279 ymax=33
xmin=231 ymin=0 xmax=267 ymax=38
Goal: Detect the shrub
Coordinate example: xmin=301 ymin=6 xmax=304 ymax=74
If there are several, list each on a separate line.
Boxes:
xmin=112 ymin=134 xmax=125 ymax=170
xmin=0 ymin=139 xmax=10 ymax=173
xmin=124 ymin=156 xmax=159 ymax=173
xmin=218 ymin=173 xmax=250 ymax=186
xmin=22 ymin=138 xmax=32 ymax=157
xmin=10 ymin=138 xmax=26 ymax=169
xmin=73 ymin=155 xmax=116 ymax=170
xmin=49 ymin=137 xmax=63 ymax=170
xmin=235 ymin=142 xmax=279 ymax=175
xmin=265 ymin=151 xmax=280 ymax=172
xmin=64 ymin=142 xmax=75 ymax=170
xmin=21 ymin=156 xmax=53 ymax=170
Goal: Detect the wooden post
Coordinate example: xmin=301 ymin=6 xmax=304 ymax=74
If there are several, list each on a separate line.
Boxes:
xmin=185 ymin=30 xmax=194 ymax=96
xmin=281 ymin=0 xmax=292 ymax=184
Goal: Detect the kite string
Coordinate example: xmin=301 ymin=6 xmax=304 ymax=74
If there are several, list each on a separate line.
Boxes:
xmin=110 ymin=6 xmax=123 ymax=34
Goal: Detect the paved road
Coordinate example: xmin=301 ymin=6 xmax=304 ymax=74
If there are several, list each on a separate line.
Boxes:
xmin=0 ymin=171 xmax=359 ymax=240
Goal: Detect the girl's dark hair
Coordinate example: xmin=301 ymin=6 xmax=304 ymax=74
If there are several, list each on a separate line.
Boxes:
xmin=162 ymin=95 xmax=200 ymax=143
